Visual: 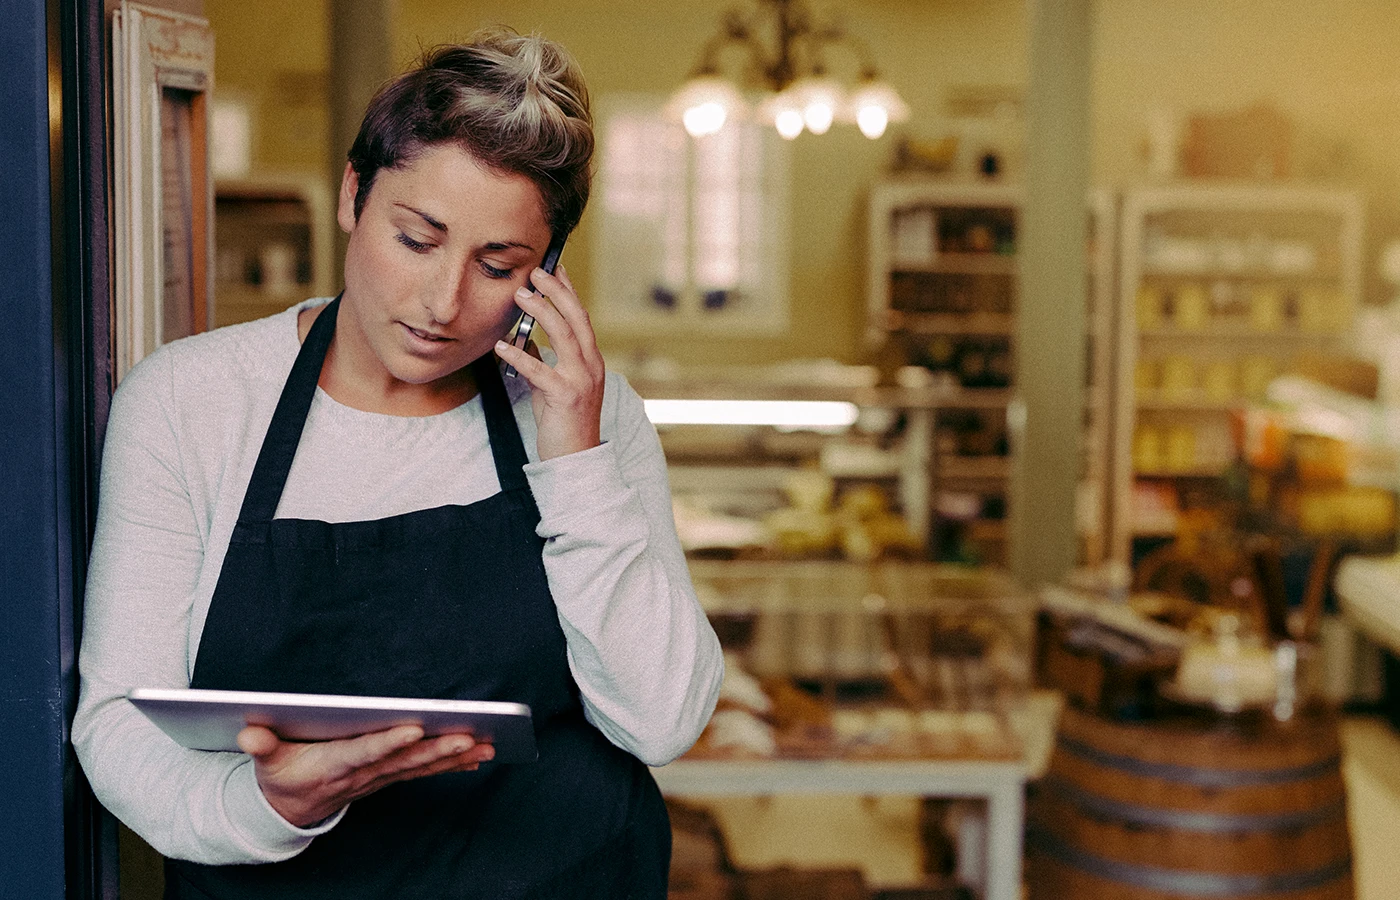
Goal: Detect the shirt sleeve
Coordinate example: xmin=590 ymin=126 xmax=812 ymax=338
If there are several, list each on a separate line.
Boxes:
xmin=71 ymin=349 xmax=341 ymax=865
xmin=524 ymin=376 xmax=724 ymax=766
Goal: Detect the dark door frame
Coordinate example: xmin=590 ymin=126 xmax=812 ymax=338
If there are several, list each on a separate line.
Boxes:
xmin=1 ymin=0 xmax=114 ymax=896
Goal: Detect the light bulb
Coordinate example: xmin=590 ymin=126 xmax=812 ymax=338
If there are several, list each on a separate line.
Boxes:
xmin=842 ymin=78 xmax=910 ymax=140
xmin=856 ymin=105 xmax=889 ymax=139
xmin=803 ymin=101 xmax=835 ymax=135
xmin=788 ymin=74 xmax=844 ymax=138
xmin=758 ymin=90 xmax=806 ymax=140
xmin=774 ymin=109 xmax=804 ymax=140
xmin=667 ymin=74 xmax=747 ymax=137
xmin=683 ymin=102 xmax=727 ymax=137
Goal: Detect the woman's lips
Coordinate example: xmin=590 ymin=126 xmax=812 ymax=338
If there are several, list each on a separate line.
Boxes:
xmin=400 ymin=322 xmax=455 ymax=353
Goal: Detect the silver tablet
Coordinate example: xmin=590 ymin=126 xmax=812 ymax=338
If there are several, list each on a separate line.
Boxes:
xmin=128 ymin=688 xmax=536 ymax=762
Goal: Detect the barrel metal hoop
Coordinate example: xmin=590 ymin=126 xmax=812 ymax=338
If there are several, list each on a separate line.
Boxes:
xmin=1028 ymin=827 xmax=1352 ymax=896
xmin=1042 ymin=776 xmax=1348 ymax=833
xmin=1056 ymin=734 xmax=1343 ymax=788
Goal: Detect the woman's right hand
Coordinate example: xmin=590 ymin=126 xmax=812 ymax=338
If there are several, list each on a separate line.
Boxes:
xmin=237 ymin=724 xmax=495 ymax=828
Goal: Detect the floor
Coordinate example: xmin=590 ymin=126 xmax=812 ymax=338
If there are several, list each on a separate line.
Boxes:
xmin=1341 ymin=715 xmax=1400 ymax=899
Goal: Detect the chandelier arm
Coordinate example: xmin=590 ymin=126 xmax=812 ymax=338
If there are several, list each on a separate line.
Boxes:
xmin=693 ymin=28 xmax=745 ymax=76
xmin=728 ymin=0 xmax=806 ymax=91
xmin=809 ymin=25 xmax=881 ymax=79
xmin=740 ymin=29 xmax=788 ymax=90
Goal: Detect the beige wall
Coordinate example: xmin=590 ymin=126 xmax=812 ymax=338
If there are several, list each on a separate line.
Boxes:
xmin=204 ymin=0 xmax=330 ymax=176
xmin=203 ymin=0 xmax=1400 ymax=362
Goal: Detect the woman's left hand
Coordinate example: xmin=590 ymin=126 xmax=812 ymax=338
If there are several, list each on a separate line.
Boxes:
xmin=494 ymin=264 xmax=606 ymax=461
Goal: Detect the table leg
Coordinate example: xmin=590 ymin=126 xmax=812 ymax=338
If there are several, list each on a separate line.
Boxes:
xmin=983 ymin=782 xmax=1024 ymax=900
xmin=953 ymin=800 xmax=986 ymax=893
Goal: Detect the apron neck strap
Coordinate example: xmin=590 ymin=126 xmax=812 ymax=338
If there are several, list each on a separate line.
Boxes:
xmin=237 ymin=297 xmax=340 ymax=523
xmin=469 ymin=354 xmax=531 ymax=494
xmin=237 ymin=298 xmax=533 ymax=523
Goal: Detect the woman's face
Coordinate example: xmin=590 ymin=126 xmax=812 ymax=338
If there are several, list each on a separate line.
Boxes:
xmin=334 ymin=143 xmax=553 ymax=399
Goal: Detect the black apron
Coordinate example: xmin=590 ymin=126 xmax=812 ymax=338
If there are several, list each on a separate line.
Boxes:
xmin=166 ymin=298 xmax=670 ymax=899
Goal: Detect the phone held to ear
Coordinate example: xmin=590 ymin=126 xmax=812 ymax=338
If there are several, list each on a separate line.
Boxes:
xmin=504 ymin=234 xmax=566 ymax=378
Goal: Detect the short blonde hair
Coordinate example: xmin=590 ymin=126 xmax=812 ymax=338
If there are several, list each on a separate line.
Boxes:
xmin=347 ymin=27 xmax=593 ymax=236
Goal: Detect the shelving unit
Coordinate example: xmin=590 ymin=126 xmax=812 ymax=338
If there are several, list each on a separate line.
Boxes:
xmin=212 ymin=175 xmax=336 ymax=327
xmin=868 ymin=179 xmax=1115 ymax=567
xmin=1108 ymin=183 xmax=1364 ymax=561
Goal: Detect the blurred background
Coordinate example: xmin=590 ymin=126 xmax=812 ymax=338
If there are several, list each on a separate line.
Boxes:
xmin=105 ymin=1 xmax=1400 ymax=898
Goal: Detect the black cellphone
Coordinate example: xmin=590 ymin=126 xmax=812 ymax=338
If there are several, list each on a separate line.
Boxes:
xmin=504 ymin=233 xmax=567 ymax=378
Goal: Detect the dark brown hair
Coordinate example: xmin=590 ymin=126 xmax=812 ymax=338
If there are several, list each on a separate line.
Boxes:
xmin=347 ymin=27 xmax=593 ymax=236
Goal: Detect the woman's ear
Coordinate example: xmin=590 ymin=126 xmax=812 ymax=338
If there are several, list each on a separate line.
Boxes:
xmin=337 ymin=161 xmax=360 ymax=233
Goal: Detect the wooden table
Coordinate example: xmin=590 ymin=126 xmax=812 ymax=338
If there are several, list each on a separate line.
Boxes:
xmin=652 ymin=691 xmax=1062 ymax=900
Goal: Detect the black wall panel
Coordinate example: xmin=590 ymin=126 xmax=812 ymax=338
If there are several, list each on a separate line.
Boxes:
xmin=0 ymin=0 xmax=72 ymax=890
xmin=1 ymin=0 xmax=111 ymax=896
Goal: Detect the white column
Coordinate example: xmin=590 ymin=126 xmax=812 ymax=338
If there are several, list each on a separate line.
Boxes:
xmin=1011 ymin=0 xmax=1094 ymax=589
xmin=327 ymin=0 xmax=394 ymax=272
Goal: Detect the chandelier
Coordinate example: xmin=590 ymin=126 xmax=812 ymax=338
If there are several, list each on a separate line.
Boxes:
xmin=668 ymin=0 xmax=910 ymax=141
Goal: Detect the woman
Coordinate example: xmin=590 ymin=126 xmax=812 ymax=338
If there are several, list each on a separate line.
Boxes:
xmin=73 ymin=27 xmax=723 ymax=899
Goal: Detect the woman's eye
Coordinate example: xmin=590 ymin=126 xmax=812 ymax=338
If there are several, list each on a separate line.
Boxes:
xmin=395 ymin=232 xmax=433 ymax=253
xmin=480 ymin=260 xmax=513 ymax=279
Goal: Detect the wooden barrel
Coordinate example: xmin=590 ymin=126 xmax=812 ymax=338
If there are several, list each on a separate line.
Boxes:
xmin=1026 ymin=705 xmax=1353 ymax=900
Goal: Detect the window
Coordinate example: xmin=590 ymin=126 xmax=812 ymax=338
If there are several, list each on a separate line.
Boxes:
xmin=592 ymin=94 xmax=789 ymax=334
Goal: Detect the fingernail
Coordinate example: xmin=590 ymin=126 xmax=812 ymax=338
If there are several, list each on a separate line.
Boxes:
xmin=515 ymin=286 xmax=532 ymax=299
xmin=495 ymin=340 xmax=509 ymax=353
xmin=480 ymin=745 xmax=495 ymax=760
xmin=451 ymin=738 xmax=472 ymax=753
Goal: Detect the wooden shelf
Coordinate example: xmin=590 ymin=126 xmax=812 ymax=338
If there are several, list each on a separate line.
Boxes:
xmin=1138 ymin=326 xmax=1346 ymax=342
xmin=941 ymin=456 xmax=1011 ymax=480
xmin=1134 ymin=467 xmax=1227 ymax=479
xmin=892 ymin=253 xmax=1017 ymax=277
xmin=968 ymin=519 xmax=1009 ymax=542
xmin=1135 ymin=398 xmax=1244 ymax=412
xmin=884 ymin=310 xmax=1015 ymax=336
xmin=213 ymin=284 xmax=308 ymax=327
xmin=1139 ymin=266 xmax=1341 ymax=281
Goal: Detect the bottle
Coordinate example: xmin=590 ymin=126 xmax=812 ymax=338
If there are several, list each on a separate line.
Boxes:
xmin=954 ymin=340 xmax=990 ymax=388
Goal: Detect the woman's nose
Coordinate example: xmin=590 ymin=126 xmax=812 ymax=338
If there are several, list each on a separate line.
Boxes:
xmin=423 ymin=271 xmax=468 ymax=324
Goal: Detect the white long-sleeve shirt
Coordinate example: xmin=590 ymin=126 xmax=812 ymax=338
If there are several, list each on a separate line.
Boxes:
xmin=72 ymin=299 xmax=722 ymax=865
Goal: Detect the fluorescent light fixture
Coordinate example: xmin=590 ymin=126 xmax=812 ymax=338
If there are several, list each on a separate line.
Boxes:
xmin=643 ymin=399 xmax=859 ymax=432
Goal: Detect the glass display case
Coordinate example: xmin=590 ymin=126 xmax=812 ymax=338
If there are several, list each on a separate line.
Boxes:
xmin=686 ymin=559 xmax=1033 ymax=762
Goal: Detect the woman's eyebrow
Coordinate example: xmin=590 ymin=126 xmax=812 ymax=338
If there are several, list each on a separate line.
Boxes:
xmin=392 ymin=203 xmax=536 ymax=252
xmin=394 ymin=203 xmax=448 ymax=232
